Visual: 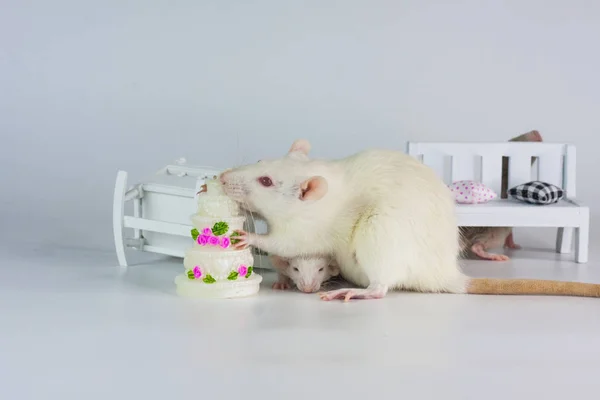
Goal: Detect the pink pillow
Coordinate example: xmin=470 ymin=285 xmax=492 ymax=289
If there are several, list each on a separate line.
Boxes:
xmin=449 ymin=180 xmax=497 ymax=204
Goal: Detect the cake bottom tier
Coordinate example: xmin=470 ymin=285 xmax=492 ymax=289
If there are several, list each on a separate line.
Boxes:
xmin=174 ymin=273 xmax=262 ymax=299
xmin=183 ymin=247 xmax=254 ymax=281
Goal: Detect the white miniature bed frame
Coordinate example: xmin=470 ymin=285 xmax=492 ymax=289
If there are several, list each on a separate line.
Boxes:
xmin=407 ymin=142 xmax=589 ymax=263
xmin=113 ymin=160 xmax=268 ymax=267
xmin=113 ymin=161 xmax=223 ymax=267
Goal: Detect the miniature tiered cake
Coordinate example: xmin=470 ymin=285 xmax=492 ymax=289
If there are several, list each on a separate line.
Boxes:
xmin=174 ymin=177 xmax=262 ymax=298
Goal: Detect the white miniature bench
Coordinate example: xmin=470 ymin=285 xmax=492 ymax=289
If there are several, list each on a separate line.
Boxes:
xmin=112 ymin=160 xmax=222 ymax=267
xmin=406 ymin=142 xmax=589 ymax=263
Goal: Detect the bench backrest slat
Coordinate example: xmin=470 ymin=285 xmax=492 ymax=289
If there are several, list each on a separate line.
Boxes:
xmin=479 ymin=151 xmax=503 ymax=195
xmin=537 ymin=147 xmax=564 ymax=188
xmin=406 ymin=142 xmax=575 ymax=198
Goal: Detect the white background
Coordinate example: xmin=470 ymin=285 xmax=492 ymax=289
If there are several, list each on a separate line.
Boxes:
xmin=2 ymin=4 xmax=600 ymax=398
xmin=2 ymin=0 xmax=599 ymax=252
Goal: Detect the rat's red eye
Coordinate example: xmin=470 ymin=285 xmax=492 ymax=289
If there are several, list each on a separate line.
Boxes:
xmin=258 ymin=176 xmax=273 ymax=187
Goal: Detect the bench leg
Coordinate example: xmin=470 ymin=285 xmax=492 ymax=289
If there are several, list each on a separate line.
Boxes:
xmin=575 ymin=222 xmax=589 ymax=264
xmin=556 ymin=227 xmax=573 ymax=254
xmin=113 ymin=170 xmax=128 ymax=267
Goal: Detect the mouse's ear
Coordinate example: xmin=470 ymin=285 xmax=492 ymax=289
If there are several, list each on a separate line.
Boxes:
xmin=287 ymin=139 xmax=311 ymax=158
xmin=270 ymin=255 xmax=289 ymax=271
xmin=300 ymin=176 xmax=328 ymax=201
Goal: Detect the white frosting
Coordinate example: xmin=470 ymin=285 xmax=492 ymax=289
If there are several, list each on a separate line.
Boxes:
xmin=197 ymin=179 xmax=241 ymax=217
xmin=204 ymin=179 xmax=224 ymax=196
xmin=191 ymin=215 xmax=245 ymax=232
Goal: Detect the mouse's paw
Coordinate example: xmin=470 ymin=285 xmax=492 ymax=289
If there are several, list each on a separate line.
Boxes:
xmin=272 ymin=282 xmax=291 ymax=290
xmin=319 ymin=284 xmax=387 ymax=302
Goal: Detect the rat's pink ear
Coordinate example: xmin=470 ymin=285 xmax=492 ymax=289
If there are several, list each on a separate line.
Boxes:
xmin=300 ymin=176 xmax=328 ymax=201
xmin=287 ymin=139 xmax=311 ymax=157
xmin=270 ymin=255 xmax=289 ymax=271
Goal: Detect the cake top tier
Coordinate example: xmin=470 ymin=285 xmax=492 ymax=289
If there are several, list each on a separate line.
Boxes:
xmin=204 ymin=178 xmax=225 ymax=196
xmin=196 ymin=177 xmax=241 ymax=218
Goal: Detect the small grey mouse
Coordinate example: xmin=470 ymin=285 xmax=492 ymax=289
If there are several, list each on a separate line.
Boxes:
xmin=269 ymin=255 xmax=340 ymax=293
xmin=219 ymin=139 xmax=600 ymax=301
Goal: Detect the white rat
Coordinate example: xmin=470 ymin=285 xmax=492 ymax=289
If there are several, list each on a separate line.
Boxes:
xmin=269 ymin=255 xmax=340 ymax=293
xmin=220 ymin=139 xmax=600 ymax=301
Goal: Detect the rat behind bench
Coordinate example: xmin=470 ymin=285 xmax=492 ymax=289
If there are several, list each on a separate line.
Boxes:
xmin=220 ymin=139 xmax=600 ymax=301
xmin=460 ymin=130 xmax=542 ymax=261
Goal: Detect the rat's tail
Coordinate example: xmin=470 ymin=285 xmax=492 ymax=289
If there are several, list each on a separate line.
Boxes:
xmin=467 ymin=278 xmax=600 ymax=298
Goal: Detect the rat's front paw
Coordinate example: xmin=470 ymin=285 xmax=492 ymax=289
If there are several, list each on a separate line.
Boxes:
xmin=232 ymin=230 xmax=253 ymax=249
xmin=319 ymin=286 xmax=387 ymax=301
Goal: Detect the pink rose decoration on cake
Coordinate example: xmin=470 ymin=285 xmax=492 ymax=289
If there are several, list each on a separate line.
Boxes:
xmin=209 ymin=236 xmax=219 ymax=246
xmin=202 ymin=228 xmax=212 ymax=235
xmin=238 ymin=265 xmax=248 ymax=276
xmin=193 ymin=266 xmax=202 ymax=279
xmin=220 ymin=237 xmax=231 ymax=248
xmin=198 ymin=235 xmax=209 ymax=246
xmin=448 ymin=180 xmax=497 ymax=204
